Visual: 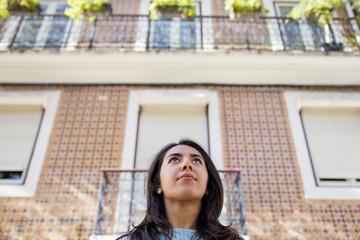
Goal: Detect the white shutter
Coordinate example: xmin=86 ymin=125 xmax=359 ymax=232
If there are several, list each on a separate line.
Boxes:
xmin=0 ymin=105 xmax=43 ymax=172
xmin=135 ymin=104 xmax=208 ymax=169
xmin=301 ymin=107 xmax=360 ymax=179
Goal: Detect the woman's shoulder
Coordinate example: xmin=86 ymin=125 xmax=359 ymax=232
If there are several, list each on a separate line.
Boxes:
xmin=116 ymin=228 xmax=198 ymax=240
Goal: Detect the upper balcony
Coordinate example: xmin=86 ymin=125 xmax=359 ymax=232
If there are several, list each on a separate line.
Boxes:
xmin=0 ymin=9 xmax=359 ymax=53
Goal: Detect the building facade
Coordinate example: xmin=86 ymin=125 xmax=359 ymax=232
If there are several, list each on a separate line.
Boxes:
xmin=1 ymin=0 xmax=360 ymax=239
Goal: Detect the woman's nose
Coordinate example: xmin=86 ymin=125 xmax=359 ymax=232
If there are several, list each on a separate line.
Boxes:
xmin=181 ymin=159 xmax=193 ymax=171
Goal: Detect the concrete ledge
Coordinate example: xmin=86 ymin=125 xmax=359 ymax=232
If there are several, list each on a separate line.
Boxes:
xmin=0 ymin=52 xmax=359 ymax=86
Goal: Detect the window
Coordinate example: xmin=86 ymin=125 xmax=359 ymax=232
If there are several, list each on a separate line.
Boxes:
xmin=274 ymin=2 xmax=327 ymax=51
xmin=135 ymin=104 xmax=208 ymax=168
xmin=274 ymin=2 xmax=305 ymax=50
xmin=284 ymin=91 xmax=360 ymax=199
xmin=150 ymin=17 xmax=200 ymax=50
xmin=135 ymin=0 xmax=215 ymax=51
xmin=0 ymin=3 xmax=71 ymax=50
xmin=43 ymin=3 xmax=72 ymax=50
xmin=121 ymin=90 xmax=224 ymax=169
xmin=0 ymin=91 xmax=61 ymax=197
xmin=0 ymin=105 xmax=44 ymax=184
xmin=301 ymin=107 xmax=360 ymax=186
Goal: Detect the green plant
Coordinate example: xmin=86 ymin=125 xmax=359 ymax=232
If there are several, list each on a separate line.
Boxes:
xmin=345 ymin=34 xmax=360 ymax=48
xmin=224 ymin=0 xmax=266 ymax=14
xmin=347 ymin=1 xmax=360 ymax=49
xmin=0 ymin=0 xmax=8 ymax=18
xmin=287 ymin=0 xmax=346 ymax=26
xmin=149 ymin=0 xmax=196 ymax=20
xmin=350 ymin=0 xmax=360 ymax=13
xmin=65 ymin=0 xmax=109 ymax=22
xmin=0 ymin=0 xmax=39 ymax=19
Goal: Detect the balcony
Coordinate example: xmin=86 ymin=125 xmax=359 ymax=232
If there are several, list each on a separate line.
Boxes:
xmin=0 ymin=14 xmax=359 ymax=52
xmin=94 ymin=168 xmax=247 ymax=237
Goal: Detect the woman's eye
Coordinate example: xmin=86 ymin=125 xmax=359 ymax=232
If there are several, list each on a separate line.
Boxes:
xmin=192 ymin=158 xmax=202 ymax=164
xmin=169 ymin=157 xmax=179 ymax=163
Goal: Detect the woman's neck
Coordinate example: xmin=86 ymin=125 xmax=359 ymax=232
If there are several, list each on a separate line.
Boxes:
xmin=164 ymin=198 xmax=201 ymax=230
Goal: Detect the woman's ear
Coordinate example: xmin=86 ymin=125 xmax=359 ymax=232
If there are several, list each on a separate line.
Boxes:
xmin=157 ymin=186 xmax=163 ymax=194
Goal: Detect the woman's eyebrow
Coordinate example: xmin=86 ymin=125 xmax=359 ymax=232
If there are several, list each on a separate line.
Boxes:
xmin=165 ymin=153 xmax=182 ymax=159
xmin=165 ymin=153 xmax=203 ymax=159
xmin=190 ymin=154 xmax=203 ymax=159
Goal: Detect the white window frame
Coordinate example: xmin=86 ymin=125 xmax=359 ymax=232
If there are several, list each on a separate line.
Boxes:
xmin=284 ymin=91 xmax=360 ymax=199
xmin=0 ymin=91 xmax=61 ymax=197
xmin=121 ymin=89 xmax=224 ymax=170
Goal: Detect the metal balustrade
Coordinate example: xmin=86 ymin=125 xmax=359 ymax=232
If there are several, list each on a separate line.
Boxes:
xmin=94 ymin=168 xmax=247 ymax=236
xmin=0 ymin=14 xmax=359 ymax=52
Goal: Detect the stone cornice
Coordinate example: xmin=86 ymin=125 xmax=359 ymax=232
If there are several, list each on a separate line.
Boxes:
xmin=0 ymin=52 xmax=359 ymax=86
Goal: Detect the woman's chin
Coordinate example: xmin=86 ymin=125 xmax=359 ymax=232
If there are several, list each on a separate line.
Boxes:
xmin=167 ymin=190 xmax=205 ymax=201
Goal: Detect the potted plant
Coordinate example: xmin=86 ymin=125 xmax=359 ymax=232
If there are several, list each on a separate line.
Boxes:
xmin=64 ymin=0 xmax=112 ymax=22
xmin=0 ymin=0 xmax=40 ymax=19
xmin=287 ymin=0 xmax=346 ymax=51
xmin=149 ymin=0 xmax=196 ymax=20
xmin=224 ymin=0 xmax=267 ymax=20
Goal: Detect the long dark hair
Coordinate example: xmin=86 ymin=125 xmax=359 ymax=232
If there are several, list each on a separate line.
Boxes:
xmin=118 ymin=139 xmax=243 ymax=240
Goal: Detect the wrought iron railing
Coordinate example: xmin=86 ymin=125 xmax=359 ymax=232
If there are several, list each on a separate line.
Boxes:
xmin=0 ymin=14 xmax=359 ymax=52
xmin=94 ymin=168 xmax=247 ymax=236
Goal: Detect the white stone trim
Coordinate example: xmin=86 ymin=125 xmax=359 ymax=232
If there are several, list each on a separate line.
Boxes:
xmin=0 ymin=91 xmax=61 ymax=197
xmin=121 ymin=91 xmax=140 ymax=169
xmin=0 ymin=16 xmax=22 ymax=51
xmin=121 ymin=89 xmax=224 ymax=169
xmin=284 ymin=91 xmax=360 ymax=199
xmin=200 ymin=0 xmax=214 ymax=50
xmin=134 ymin=0 xmax=150 ymax=51
xmin=264 ymin=0 xmax=284 ymax=51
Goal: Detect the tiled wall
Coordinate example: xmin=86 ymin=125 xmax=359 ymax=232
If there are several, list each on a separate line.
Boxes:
xmin=219 ymin=86 xmax=360 ymax=239
xmin=0 ymin=85 xmax=359 ymax=240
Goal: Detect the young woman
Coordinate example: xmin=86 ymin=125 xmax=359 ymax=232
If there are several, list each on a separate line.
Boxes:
xmin=118 ymin=139 xmax=244 ymax=240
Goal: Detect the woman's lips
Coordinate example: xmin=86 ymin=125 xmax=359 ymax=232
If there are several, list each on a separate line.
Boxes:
xmin=178 ymin=174 xmax=196 ymax=181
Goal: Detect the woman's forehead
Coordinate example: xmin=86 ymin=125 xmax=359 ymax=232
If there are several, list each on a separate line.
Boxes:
xmin=164 ymin=144 xmax=202 ymax=158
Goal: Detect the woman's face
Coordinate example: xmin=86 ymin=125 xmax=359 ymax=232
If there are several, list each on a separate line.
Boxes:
xmin=158 ymin=144 xmax=208 ymax=202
